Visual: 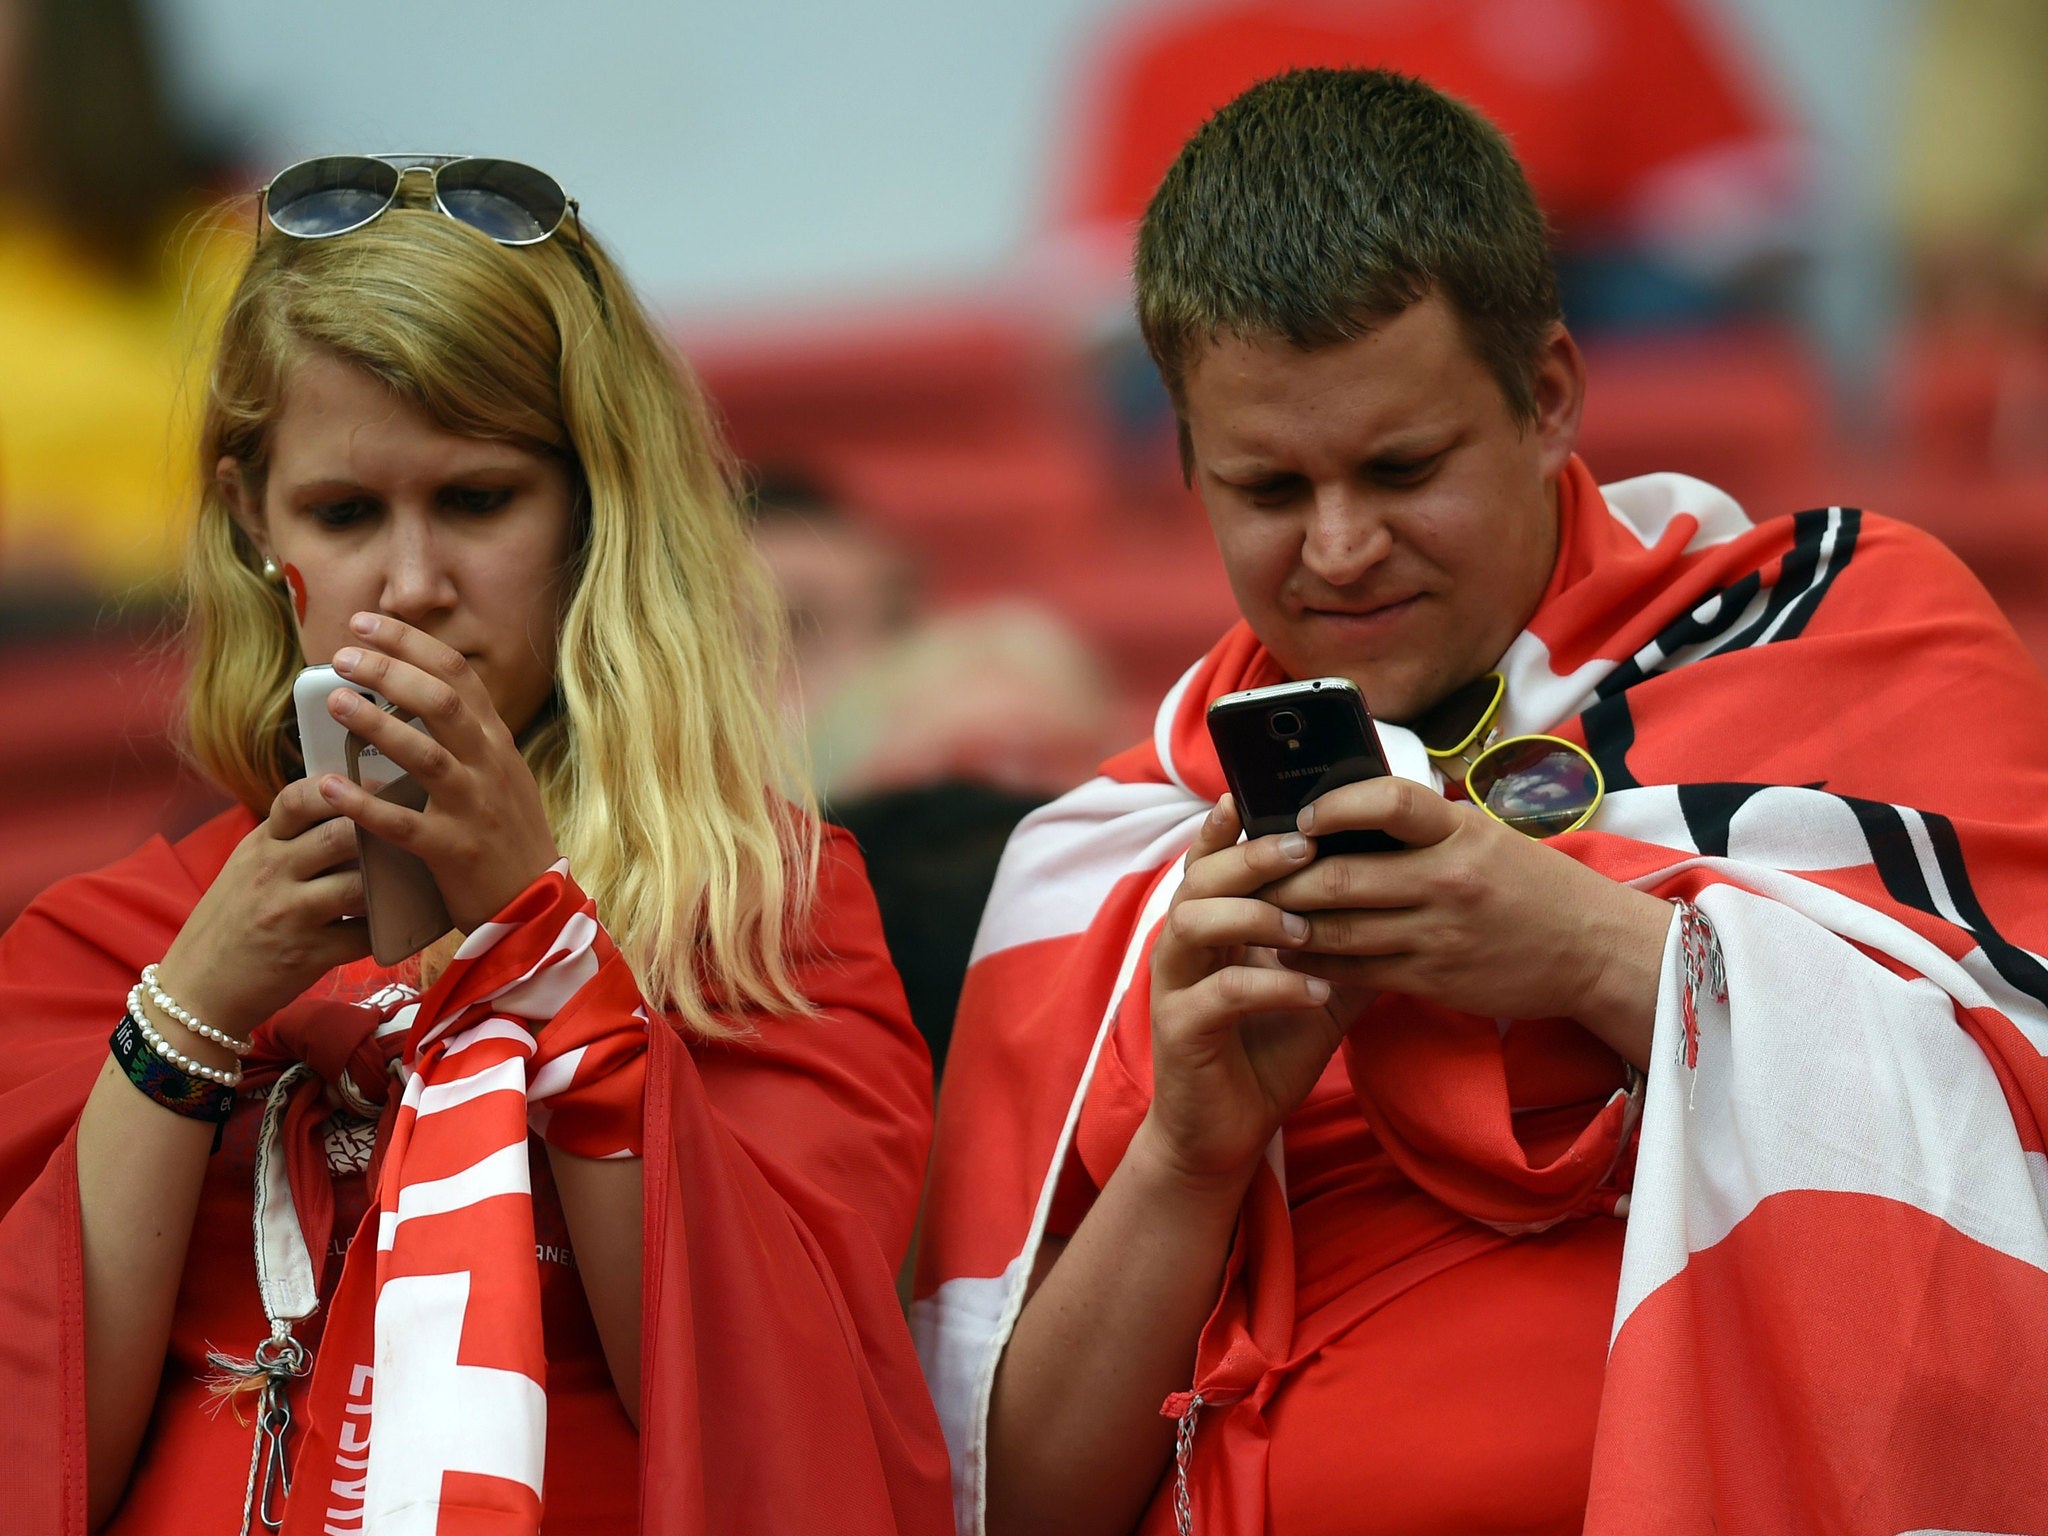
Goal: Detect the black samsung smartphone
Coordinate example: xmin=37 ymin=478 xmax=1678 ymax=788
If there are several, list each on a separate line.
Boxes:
xmin=1205 ymin=678 xmax=1403 ymax=855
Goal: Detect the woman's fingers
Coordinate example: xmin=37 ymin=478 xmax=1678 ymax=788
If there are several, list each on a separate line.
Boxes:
xmin=302 ymin=866 xmax=368 ymax=926
xmin=331 ymin=614 xmax=494 ymax=756
xmin=327 ymin=689 xmax=454 ymax=787
xmin=343 ymin=613 xmax=479 ymax=696
xmin=281 ymin=808 xmax=363 ymax=880
xmin=317 ymin=770 xmax=426 ymax=850
xmin=266 ymin=775 xmax=342 ymax=841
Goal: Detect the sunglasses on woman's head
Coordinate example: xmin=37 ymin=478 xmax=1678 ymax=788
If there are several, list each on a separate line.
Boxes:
xmin=1409 ymin=671 xmax=1605 ymax=838
xmin=259 ymin=153 xmax=580 ymax=248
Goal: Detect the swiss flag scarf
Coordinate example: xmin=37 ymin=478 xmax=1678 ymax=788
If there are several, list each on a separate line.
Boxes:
xmin=276 ymin=860 xmax=647 ymax=1535
xmin=914 ymin=459 xmax=2048 ymax=1534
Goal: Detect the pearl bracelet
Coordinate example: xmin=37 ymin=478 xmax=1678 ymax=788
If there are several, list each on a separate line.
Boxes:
xmin=126 ymin=983 xmax=242 ymax=1087
xmin=140 ymin=962 xmax=250 ymax=1058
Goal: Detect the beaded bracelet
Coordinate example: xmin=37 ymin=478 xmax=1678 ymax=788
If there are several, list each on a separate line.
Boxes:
xmin=126 ymin=984 xmax=242 ymax=1088
xmin=111 ymin=1013 xmax=237 ymax=1151
xmin=140 ymin=962 xmax=250 ymax=1058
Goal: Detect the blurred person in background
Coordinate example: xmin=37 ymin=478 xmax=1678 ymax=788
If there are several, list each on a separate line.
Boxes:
xmin=1043 ymin=0 xmax=1816 ymax=513
xmin=748 ymin=471 xmax=918 ymax=718
xmin=0 ymin=0 xmax=240 ymax=610
xmin=0 ymin=157 xmax=950 ymax=1534
xmin=815 ymin=601 xmax=1118 ymax=803
xmin=1049 ymin=0 xmax=1809 ymax=335
xmin=822 ymin=603 xmax=1120 ymax=1077
xmin=919 ymin=67 xmax=2048 ymax=1535
xmin=750 ymin=470 xmax=1117 ymax=800
xmin=831 ymin=775 xmax=1045 ymax=1081
xmin=1895 ymin=0 xmax=2048 ymax=470
xmin=750 ymin=472 xmax=1119 ymax=1075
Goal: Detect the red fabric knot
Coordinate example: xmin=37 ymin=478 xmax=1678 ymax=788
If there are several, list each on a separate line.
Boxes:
xmin=247 ymin=997 xmax=404 ymax=1110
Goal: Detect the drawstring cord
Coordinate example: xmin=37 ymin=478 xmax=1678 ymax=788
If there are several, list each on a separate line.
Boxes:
xmin=207 ymin=1327 xmax=310 ymax=1534
xmin=1167 ymin=1391 xmax=1203 ymax=1536
xmin=203 ymin=1065 xmax=319 ymax=1536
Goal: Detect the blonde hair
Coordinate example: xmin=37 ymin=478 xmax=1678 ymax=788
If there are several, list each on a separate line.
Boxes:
xmin=185 ymin=205 xmax=815 ymax=1035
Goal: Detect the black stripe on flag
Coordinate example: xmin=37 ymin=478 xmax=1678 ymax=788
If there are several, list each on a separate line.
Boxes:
xmin=1675 ymin=783 xmax=1773 ymax=859
xmin=1715 ymin=507 xmax=1861 ymax=651
xmin=1590 ymin=507 xmax=1861 ymax=707
xmin=1581 ymin=693 xmax=1641 ymax=791
xmin=1595 ymin=571 xmax=1764 ymax=701
xmin=1842 ymin=797 xmax=2048 ymax=1011
xmin=1922 ymin=811 xmax=2048 ymax=1010
xmin=1845 ymin=798 xmax=1940 ymax=914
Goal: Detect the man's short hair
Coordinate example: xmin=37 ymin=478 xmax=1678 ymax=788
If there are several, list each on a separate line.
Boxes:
xmin=1135 ymin=67 xmax=1560 ymax=443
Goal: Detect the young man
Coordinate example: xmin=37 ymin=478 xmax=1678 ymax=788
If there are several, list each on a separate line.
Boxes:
xmin=917 ymin=69 xmax=2048 ymax=1536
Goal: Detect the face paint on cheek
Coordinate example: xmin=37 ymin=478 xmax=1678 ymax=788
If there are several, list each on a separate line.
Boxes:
xmin=282 ymin=563 xmax=307 ymax=625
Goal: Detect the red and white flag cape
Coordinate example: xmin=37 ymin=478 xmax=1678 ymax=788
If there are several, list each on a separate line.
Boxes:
xmin=0 ymin=823 xmax=952 ymax=1535
xmin=914 ymin=458 xmax=2048 ymax=1534
xmin=280 ymin=860 xmax=643 ymax=1535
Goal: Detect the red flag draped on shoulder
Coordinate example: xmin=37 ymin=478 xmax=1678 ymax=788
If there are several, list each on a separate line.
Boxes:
xmin=0 ymin=819 xmax=953 ymax=1535
xmin=914 ymin=457 xmax=2048 ymax=1534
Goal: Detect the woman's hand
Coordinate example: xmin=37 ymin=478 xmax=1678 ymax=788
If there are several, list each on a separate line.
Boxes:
xmin=154 ymin=776 xmax=370 ymax=1042
xmin=83 ymin=770 xmax=368 ymax=1527
xmin=1258 ymin=777 xmax=1673 ymax=1068
xmin=315 ymin=613 xmax=559 ymax=934
xmin=1141 ymin=796 xmax=1379 ymax=1193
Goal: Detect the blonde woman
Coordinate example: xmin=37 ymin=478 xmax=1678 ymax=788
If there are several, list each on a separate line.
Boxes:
xmin=0 ymin=156 xmax=950 ymax=1536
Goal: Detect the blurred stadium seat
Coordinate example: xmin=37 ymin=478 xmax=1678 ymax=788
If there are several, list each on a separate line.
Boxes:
xmin=690 ymin=301 xmax=2048 ymax=713
xmin=0 ymin=633 xmax=220 ymax=927
xmin=689 ymin=303 xmax=1240 ymax=709
xmin=1576 ymin=325 xmax=1830 ymax=513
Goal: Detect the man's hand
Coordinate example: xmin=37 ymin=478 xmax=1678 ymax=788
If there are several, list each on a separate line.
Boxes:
xmin=1258 ymin=776 xmax=1672 ymax=1068
xmin=1142 ymin=795 xmax=1381 ymax=1193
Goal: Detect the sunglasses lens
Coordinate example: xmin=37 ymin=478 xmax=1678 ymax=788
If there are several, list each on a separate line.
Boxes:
xmin=434 ymin=158 xmax=568 ymax=244
xmin=1468 ymin=737 xmax=1602 ymax=838
xmin=1413 ymin=673 xmax=1504 ymax=756
xmin=267 ymin=156 xmax=400 ymax=238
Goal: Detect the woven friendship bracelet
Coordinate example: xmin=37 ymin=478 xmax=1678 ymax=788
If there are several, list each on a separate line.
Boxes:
xmin=1668 ymin=896 xmax=1728 ymax=1073
xmin=126 ymin=984 xmax=242 ymax=1088
xmin=140 ymin=962 xmax=250 ymax=1058
xmin=111 ymin=1013 xmax=237 ymax=1151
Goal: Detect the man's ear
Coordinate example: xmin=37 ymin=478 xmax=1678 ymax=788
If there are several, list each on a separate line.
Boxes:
xmin=1529 ymin=323 xmax=1587 ymax=479
xmin=217 ymin=456 xmax=268 ymax=561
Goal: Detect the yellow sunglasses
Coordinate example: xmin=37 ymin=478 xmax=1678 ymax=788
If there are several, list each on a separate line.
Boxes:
xmin=1409 ymin=672 xmax=1604 ymax=838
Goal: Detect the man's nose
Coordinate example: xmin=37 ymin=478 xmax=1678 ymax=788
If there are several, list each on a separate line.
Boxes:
xmin=1300 ymin=485 xmax=1393 ymax=588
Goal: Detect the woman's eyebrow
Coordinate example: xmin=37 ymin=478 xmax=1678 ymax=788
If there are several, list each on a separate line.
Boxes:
xmin=284 ymin=477 xmax=373 ymax=501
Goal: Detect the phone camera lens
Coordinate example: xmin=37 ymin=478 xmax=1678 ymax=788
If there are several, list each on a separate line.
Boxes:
xmin=1268 ymin=708 xmax=1304 ymax=739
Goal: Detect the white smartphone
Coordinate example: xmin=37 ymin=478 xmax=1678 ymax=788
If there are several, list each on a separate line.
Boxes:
xmin=292 ymin=664 xmax=387 ymax=783
xmin=346 ymin=735 xmax=453 ymax=965
xmin=293 ymin=664 xmax=451 ymax=964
